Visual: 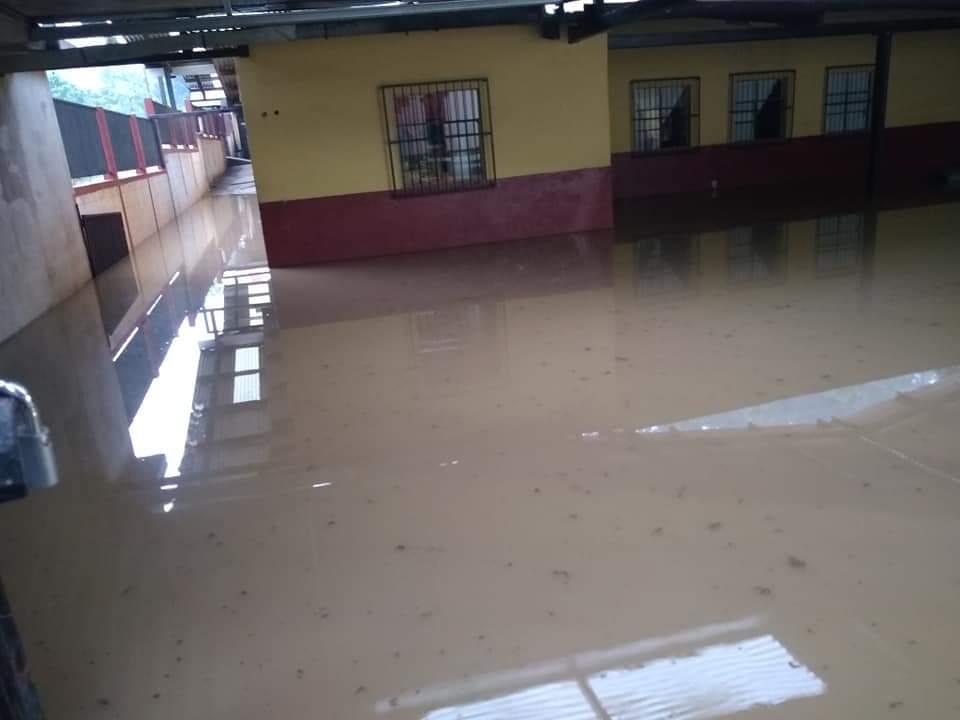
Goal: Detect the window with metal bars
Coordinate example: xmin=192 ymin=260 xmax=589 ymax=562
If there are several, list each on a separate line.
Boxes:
xmin=380 ymin=79 xmax=495 ymax=196
xmin=729 ymin=71 xmax=794 ymax=143
xmin=816 ymin=214 xmax=863 ymax=276
xmin=631 ymin=78 xmax=699 ymax=153
xmin=823 ymin=66 xmax=873 ymax=134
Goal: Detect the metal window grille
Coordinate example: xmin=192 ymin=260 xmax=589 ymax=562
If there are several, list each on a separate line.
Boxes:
xmin=727 ymin=223 xmax=787 ymax=285
xmin=729 ymin=71 xmax=795 ymax=143
xmin=631 ymin=78 xmax=699 ymax=153
xmin=380 ymin=79 xmax=495 ymax=196
xmin=816 ymin=214 xmax=863 ymax=275
xmin=824 ymin=66 xmax=873 ymax=134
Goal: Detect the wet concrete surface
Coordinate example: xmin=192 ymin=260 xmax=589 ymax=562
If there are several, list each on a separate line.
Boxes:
xmin=1 ymin=189 xmax=960 ymax=718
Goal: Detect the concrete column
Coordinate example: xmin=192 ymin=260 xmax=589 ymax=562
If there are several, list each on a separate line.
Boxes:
xmin=0 ymin=72 xmax=89 ymax=343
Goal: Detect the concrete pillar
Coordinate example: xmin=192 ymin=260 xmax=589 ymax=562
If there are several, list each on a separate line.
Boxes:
xmin=0 ymin=72 xmax=89 ymax=343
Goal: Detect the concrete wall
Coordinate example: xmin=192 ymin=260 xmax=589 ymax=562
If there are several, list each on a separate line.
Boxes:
xmin=75 ymin=138 xmax=227 ymax=267
xmin=238 ymin=25 xmax=610 ymax=203
xmin=0 ymin=83 xmax=228 ymax=345
xmin=0 ymin=72 xmax=89 ymax=343
xmin=199 ymin=137 xmax=227 ymax=186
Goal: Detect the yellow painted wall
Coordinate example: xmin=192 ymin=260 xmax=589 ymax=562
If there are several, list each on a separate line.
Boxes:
xmin=609 ymin=26 xmax=960 ymax=154
xmin=887 ymin=30 xmax=960 ymax=127
xmin=236 ymin=26 xmax=610 ymax=203
xmin=609 ymin=34 xmax=875 ymax=153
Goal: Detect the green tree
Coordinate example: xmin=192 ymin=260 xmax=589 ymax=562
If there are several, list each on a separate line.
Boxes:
xmin=47 ymin=64 xmax=155 ymax=116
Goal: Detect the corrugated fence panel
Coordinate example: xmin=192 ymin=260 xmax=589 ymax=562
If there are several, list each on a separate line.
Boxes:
xmin=105 ymin=110 xmax=138 ymax=172
xmin=53 ymin=99 xmax=107 ymax=179
xmin=138 ymin=117 xmax=164 ymax=168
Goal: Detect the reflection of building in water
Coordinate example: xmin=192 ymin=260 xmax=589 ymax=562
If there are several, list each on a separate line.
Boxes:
xmin=181 ymin=266 xmax=275 ymax=477
xmin=114 ymin=269 xmax=206 ymax=424
xmin=633 ymin=236 xmax=700 ymax=299
xmin=104 ymin=196 xmax=266 ymax=481
xmin=815 ymin=213 xmax=864 ymax=277
xmin=411 ymin=302 xmax=507 ymax=390
xmin=376 ymin=617 xmax=824 ymax=720
xmin=726 ymin=223 xmax=788 ymax=287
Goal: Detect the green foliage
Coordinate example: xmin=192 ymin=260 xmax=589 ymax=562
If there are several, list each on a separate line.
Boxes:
xmin=47 ymin=65 xmax=154 ymax=116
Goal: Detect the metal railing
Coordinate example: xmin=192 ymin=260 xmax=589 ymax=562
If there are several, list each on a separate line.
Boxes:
xmin=54 ymin=97 xmax=234 ymax=183
xmin=146 ymin=100 xmax=231 ymax=148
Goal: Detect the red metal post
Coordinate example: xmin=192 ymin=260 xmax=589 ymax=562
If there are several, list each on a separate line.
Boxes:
xmin=144 ymin=97 xmax=156 ymax=116
xmin=129 ymin=115 xmax=147 ymax=173
xmin=170 ymin=115 xmax=181 ymax=148
xmin=95 ymin=107 xmax=118 ymax=178
xmin=186 ymin=116 xmax=197 ymax=148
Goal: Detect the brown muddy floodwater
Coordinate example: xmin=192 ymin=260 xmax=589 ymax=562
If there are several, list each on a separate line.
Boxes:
xmin=1 ymin=188 xmax=960 ymax=719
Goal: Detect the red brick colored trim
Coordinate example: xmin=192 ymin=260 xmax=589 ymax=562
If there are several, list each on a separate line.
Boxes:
xmin=612 ymin=121 xmax=960 ymax=199
xmin=258 ymin=166 xmax=614 ymax=266
xmin=73 ymin=169 xmax=167 ymax=196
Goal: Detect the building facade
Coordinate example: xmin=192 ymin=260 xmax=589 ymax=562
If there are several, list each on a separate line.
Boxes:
xmin=236 ymin=15 xmax=960 ymax=266
xmin=237 ymin=26 xmax=613 ymax=265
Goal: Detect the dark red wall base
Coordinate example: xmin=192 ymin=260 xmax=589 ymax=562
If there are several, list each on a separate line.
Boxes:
xmin=260 ymin=166 xmax=613 ymax=266
xmin=613 ymin=122 xmax=960 ymax=199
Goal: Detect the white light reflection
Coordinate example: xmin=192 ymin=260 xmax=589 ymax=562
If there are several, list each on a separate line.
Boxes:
xmin=587 ymin=635 xmax=824 ymax=720
xmin=162 ymin=500 xmax=175 ymax=513
xmin=377 ymin=616 xmax=762 ymax=713
xmin=312 ymin=482 xmax=332 ymax=489
xmin=418 ymin=634 xmax=823 ymax=720
xmin=637 ymin=365 xmax=960 ymax=434
xmin=128 ymin=317 xmax=212 ymax=477
xmin=160 ymin=483 xmax=179 ymax=491
xmin=111 ymin=327 xmax=139 ymax=362
xmin=146 ymin=294 xmax=163 ymax=315
xmin=167 ymin=270 xmax=181 ymax=286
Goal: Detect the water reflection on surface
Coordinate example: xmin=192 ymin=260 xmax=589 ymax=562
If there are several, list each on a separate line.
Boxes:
xmin=638 ymin=365 xmax=960 ymax=434
xmin=388 ymin=616 xmax=826 ymax=720
xmin=1 ymin=188 xmax=960 ymax=719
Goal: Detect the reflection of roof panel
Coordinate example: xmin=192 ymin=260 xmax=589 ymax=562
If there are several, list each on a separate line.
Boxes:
xmin=587 ymin=635 xmax=824 ymax=720
xmin=638 ymin=364 xmax=960 ymax=433
xmin=410 ymin=624 xmax=824 ymax=720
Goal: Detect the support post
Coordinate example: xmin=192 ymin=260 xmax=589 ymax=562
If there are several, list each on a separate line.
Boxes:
xmin=866 ymin=31 xmax=891 ymax=196
xmin=163 ymin=64 xmax=176 ymax=110
xmin=129 ymin=115 xmax=147 ymax=173
xmin=171 ymin=115 xmax=182 ymax=148
xmin=95 ymin=107 xmax=118 ymax=178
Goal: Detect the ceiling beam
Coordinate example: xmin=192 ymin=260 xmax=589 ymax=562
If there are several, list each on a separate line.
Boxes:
xmin=3 ymin=4 xmax=542 ymax=73
xmin=568 ymin=0 xmax=689 ymax=43
xmin=0 ymin=1 xmax=27 ymax=45
xmin=607 ymin=15 xmax=960 ymax=48
xmin=0 ymin=33 xmax=249 ymax=72
xmin=30 ymin=0 xmax=548 ymax=41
